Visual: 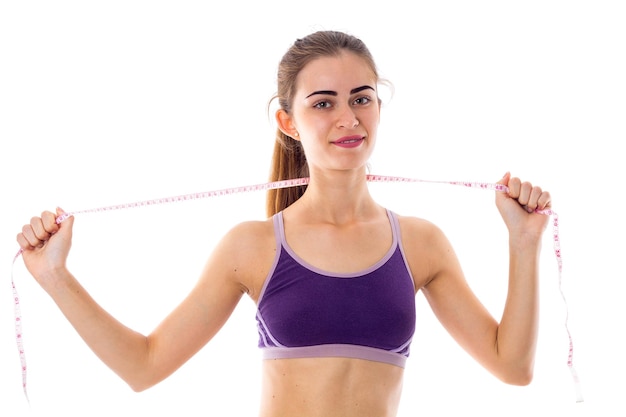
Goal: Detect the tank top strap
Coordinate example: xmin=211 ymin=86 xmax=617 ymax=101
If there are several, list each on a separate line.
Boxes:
xmin=272 ymin=211 xmax=286 ymax=247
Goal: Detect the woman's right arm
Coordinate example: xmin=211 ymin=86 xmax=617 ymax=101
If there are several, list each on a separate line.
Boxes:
xmin=16 ymin=208 xmax=255 ymax=392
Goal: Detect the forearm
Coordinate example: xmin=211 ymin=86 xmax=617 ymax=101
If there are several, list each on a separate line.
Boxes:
xmin=495 ymin=237 xmax=542 ymax=384
xmin=43 ymin=268 xmax=151 ymax=390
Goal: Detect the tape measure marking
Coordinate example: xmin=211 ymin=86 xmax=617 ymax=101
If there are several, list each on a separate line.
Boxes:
xmin=11 ymin=174 xmax=583 ymax=403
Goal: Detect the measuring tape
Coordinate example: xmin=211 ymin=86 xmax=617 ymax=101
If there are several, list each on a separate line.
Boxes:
xmin=11 ymin=174 xmax=584 ymax=403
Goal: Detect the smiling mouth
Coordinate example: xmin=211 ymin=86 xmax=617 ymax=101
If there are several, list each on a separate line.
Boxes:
xmin=332 ymin=135 xmax=364 ymax=144
xmin=331 ymin=136 xmax=365 ymax=148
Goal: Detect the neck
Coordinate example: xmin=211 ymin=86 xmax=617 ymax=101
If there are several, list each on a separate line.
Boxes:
xmin=292 ymin=167 xmax=380 ymax=224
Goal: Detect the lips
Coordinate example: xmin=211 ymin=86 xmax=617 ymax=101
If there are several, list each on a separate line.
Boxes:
xmin=332 ymin=136 xmax=364 ymax=148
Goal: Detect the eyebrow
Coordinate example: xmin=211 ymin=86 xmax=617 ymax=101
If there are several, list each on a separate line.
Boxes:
xmin=305 ymin=85 xmax=375 ymax=99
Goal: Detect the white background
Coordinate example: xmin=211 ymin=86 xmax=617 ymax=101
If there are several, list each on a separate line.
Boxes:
xmin=1 ymin=1 xmax=624 ymax=416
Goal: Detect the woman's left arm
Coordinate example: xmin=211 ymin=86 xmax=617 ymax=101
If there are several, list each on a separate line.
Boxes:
xmin=416 ymin=172 xmax=551 ymax=385
xmin=491 ymin=171 xmax=551 ymax=382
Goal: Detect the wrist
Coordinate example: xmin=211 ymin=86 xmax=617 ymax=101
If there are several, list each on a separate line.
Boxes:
xmin=38 ymin=266 xmax=75 ymax=295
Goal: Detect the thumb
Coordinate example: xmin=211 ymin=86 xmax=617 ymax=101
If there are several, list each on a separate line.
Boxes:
xmin=55 ymin=207 xmax=74 ymax=235
xmin=497 ymin=171 xmax=511 ymax=187
xmin=495 ymin=172 xmax=511 ymax=208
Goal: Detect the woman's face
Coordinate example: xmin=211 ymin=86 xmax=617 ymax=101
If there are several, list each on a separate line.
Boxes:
xmin=280 ymin=51 xmax=381 ymax=175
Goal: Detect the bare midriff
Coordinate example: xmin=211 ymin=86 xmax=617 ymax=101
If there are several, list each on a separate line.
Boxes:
xmin=258 ymin=356 xmax=405 ymax=417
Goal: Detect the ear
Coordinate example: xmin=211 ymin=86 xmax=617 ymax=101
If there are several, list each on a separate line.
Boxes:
xmin=275 ymin=109 xmax=299 ymax=140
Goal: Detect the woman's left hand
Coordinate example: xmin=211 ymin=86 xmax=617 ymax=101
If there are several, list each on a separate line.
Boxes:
xmin=495 ymin=172 xmax=552 ymax=242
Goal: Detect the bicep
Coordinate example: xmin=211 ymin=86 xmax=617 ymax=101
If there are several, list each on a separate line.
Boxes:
xmin=142 ymin=226 xmax=253 ymax=385
xmin=411 ymin=221 xmax=499 ymax=368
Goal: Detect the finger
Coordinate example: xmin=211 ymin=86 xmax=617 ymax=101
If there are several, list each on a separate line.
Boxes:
xmin=537 ymin=190 xmax=552 ymax=210
xmin=16 ymin=230 xmax=35 ymax=250
xmin=497 ymin=171 xmax=511 ymax=186
xmin=516 ymin=181 xmax=534 ymax=207
xmin=21 ymin=221 xmax=43 ymax=248
xmin=30 ymin=215 xmax=53 ymax=242
xmin=506 ymin=177 xmax=522 ymax=199
xmin=41 ymin=211 xmax=60 ymax=234
xmin=55 ymin=207 xmax=75 ymax=231
xmin=525 ymin=185 xmax=544 ymax=211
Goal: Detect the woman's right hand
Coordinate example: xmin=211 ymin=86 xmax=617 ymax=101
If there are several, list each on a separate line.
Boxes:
xmin=16 ymin=207 xmax=74 ymax=289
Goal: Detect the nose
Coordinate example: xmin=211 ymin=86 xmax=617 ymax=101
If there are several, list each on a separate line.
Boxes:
xmin=336 ymin=106 xmax=359 ymax=129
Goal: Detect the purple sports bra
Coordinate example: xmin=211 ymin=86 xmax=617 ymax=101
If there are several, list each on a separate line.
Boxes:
xmin=256 ymin=209 xmax=416 ymax=368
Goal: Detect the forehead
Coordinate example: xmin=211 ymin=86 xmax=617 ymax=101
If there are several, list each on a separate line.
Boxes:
xmin=295 ymin=51 xmax=377 ymax=95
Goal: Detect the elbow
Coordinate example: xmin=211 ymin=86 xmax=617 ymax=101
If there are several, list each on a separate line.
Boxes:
xmin=123 ymin=368 xmax=159 ymax=393
xmin=499 ymin=364 xmax=534 ymax=386
xmin=128 ymin=378 xmax=156 ymax=393
xmin=125 ymin=339 xmax=160 ymax=392
xmin=126 ymin=370 xmax=162 ymax=392
xmin=129 ymin=382 xmax=148 ymax=393
xmin=504 ymin=372 xmax=533 ymax=386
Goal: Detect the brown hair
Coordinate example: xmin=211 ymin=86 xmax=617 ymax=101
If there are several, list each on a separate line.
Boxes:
xmin=266 ymin=30 xmax=380 ymax=217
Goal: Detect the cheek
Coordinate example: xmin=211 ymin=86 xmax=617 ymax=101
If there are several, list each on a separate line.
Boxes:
xmin=364 ymin=114 xmax=380 ymax=136
xmin=361 ymin=106 xmax=380 ymax=124
xmin=299 ymin=116 xmax=333 ymax=139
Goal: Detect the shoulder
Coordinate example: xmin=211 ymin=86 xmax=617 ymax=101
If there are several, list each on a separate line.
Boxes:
xmin=394 ymin=213 xmax=447 ymax=244
xmin=393 ymin=213 xmax=458 ymax=289
xmin=215 ymin=218 xmax=276 ymax=265
xmin=209 ymin=218 xmax=277 ymax=298
xmin=222 ymin=218 xmax=275 ymax=243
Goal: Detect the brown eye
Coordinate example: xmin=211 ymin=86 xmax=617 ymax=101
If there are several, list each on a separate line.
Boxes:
xmin=353 ymin=96 xmax=372 ymax=105
xmin=314 ymin=100 xmax=332 ymax=109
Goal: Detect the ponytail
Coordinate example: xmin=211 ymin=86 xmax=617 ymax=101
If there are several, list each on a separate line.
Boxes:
xmin=266 ymin=130 xmax=308 ymax=217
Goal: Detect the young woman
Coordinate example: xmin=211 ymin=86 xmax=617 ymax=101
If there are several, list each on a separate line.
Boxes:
xmin=16 ymin=31 xmax=551 ymax=417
